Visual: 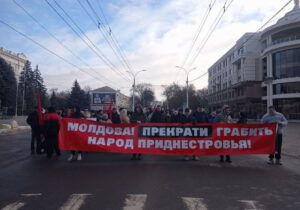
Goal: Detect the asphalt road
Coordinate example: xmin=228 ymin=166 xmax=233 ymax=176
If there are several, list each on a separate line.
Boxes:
xmin=0 ymin=131 xmax=300 ymax=210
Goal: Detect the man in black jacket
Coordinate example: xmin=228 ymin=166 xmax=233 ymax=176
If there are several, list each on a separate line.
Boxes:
xmin=111 ymin=108 xmax=121 ymax=124
xmin=150 ymin=105 xmax=164 ymax=123
xmin=193 ymin=106 xmax=209 ymax=123
xmin=26 ymin=107 xmax=42 ymax=154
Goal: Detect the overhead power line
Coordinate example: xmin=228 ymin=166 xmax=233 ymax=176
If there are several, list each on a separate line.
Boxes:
xmin=83 ymin=0 xmax=135 ymax=75
xmin=189 ymin=0 xmax=293 ymax=83
xmin=187 ymin=0 xmax=235 ymax=68
xmin=45 ymin=0 xmax=131 ymax=83
xmin=180 ymin=0 xmax=217 ymax=68
xmin=0 ymin=19 xmax=118 ymax=88
xmin=96 ymin=0 xmax=135 ymax=74
xmin=12 ymin=0 xmax=115 ymax=87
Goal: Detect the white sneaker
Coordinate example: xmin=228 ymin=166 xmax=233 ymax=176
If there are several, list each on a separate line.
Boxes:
xmin=77 ymin=154 xmax=82 ymax=161
xmin=67 ymin=155 xmax=73 ymax=161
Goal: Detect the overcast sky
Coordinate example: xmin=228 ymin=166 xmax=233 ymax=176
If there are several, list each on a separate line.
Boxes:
xmin=0 ymin=0 xmax=294 ymax=100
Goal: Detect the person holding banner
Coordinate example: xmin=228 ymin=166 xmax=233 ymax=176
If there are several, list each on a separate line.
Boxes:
xmin=150 ymin=105 xmax=165 ymax=123
xmin=68 ymin=106 xmax=85 ymax=161
xmin=262 ymin=105 xmax=288 ymax=165
xmin=215 ymin=105 xmax=233 ymax=163
xmin=183 ymin=108 xmax=199 ymax=161
xmin=131 ymin=105 xmax=147 ymax=160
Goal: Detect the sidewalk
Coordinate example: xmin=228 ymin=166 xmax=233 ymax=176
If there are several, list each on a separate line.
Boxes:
xmin=0 ymin=116 xmax=30 ymax=135
xmin=282 ymin=122 xmax=300 ymax=158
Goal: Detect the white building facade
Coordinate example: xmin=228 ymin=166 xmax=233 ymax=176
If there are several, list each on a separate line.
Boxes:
xmin=0 ymin=47 xmax=27 ymax=81
xmin=208 ymin=1 xmax=300 ymax=119
xmin=208 ymin=33 xmax=264 ymax=118
xmin=261 ymin=1 xmax=300 ymax=119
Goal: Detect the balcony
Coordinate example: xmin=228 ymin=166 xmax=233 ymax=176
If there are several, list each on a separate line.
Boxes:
xmin=262 ymin=35 xmax=300 ymax=54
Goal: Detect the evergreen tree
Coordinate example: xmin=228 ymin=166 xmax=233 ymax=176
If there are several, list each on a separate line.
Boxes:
xmin=50 ymin=90 xmax=58 ymax=108
xmin=68 ymin=80 xmax=88 ymax=109
xmin=0 ymin=57 xmax=17 ymax=115
xmin=18 ymin=60 xmax=36 ymax=115
xmin=33 ymin=65 xmax=48 ymax=107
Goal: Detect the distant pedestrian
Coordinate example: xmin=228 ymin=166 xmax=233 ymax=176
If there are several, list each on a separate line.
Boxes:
xmin=111 ymin=108 xmax=121 ymax=124
xmin=208 ymin=111 xmax=217 ymax=123
xmin=43 ymin=107 xmax=61 ymax=158
xmin=101 ymin=113 xmax=112 ymax=123
xmin=261 ymin=105 xmax=288 ymax=165
xmin=26 ymin=106 xmax=42 ymax=154
xmin=120 ymin=109 xmax=130 ymax=124
xmin=150 ymin=105 xmax=164 ymax=123
xmin=193 ymin=106 xmax=209 ymax=123
xmin=215 ymin=105 xmax=233 ymax=163
xmin=237 ymin=111 xmax=248 ymax=124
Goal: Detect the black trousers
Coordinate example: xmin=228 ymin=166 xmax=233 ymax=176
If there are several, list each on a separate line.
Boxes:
xmin=31 ymin=130 xmax=42 ymax=153
xmin=45 ymin=136 xmax=60 ymax=157
xmin=269 ymin=134 xmax=283 ymax=160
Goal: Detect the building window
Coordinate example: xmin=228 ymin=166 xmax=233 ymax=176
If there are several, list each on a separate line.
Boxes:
xmin=272 ymin=48 xmax=300 ymax=79
xmin=262 ymin=87 xmax=267 ymax=96
xmin=262 ymin=57 xmax=267 ymax=79
xmin=273 ymin=82 xmax=300 ymax=94
xmin=238 ymin=46 xmax=244 ymax=55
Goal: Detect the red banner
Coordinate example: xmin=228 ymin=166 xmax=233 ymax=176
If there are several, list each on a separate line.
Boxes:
xmin=59 ymin=118 xmax=277 ymax=155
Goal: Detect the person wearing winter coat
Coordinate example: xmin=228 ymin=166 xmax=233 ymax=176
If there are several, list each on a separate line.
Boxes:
xmin=111 ymin=108 xmax=121 ymax=124
xmin=26 ymin=107 xmax=43 ymax=154
xmin=193 ymin=106 xmax=209 ymax=123
xmin=150 ymin=105 xmax=165 ymax=123
xmin=130 ymin=105 xmax=146 ymax=160
xmin=214 ymin=105 xmax=234 ymax=163
xmin=43 ymin=107 xmax=61 ymax=158
xmin=182 ymin=108 xmax=199 ymax=161
xmin=68 ymin=106 xmax=85 ymax=161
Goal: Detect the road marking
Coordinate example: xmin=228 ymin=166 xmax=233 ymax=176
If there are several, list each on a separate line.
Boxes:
xmin=123 ymin=194 xmax=147 ymax=210
xmin=59 ymin=194 xmax=91 ymax=210
xmin=1 ymin=202 xmax=25 ymax=210
xmin=21 ymin=193 xmax=42 ymax=197
xmin=182 ymin=197 xmax=208 ymax=210
xmin=238 ymin=200 xmax=263 ymax=210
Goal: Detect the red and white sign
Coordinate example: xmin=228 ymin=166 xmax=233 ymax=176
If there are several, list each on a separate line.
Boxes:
xmin=59 ymin=118 xmax=276 ymax=155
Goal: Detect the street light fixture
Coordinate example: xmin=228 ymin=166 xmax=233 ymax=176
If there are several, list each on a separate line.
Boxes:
xmin=175 ymin=66 xmax=197 ymax=108
xmin=127 ymin=69 xmax=147 ymax=111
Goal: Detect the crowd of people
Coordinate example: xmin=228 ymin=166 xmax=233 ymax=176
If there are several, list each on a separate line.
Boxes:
xmin=26 ymin=104 xmax=288 ymax=165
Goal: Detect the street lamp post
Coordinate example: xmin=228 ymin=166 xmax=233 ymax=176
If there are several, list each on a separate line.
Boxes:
xmin=175 ymin=66 xmax=197 ymax=108
xmin=127 ymin=69 xmax=147 ymax=111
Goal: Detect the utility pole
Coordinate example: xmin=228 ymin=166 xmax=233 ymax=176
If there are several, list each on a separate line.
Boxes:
xmin=175 ymin=66 xmax=197 ymax=108
xmin=127 ymin=70 xmax=147 ymax=111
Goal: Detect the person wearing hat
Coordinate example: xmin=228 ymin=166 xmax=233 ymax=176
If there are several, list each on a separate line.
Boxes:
xmin=215 ymin=104 xmax=233 ymax=163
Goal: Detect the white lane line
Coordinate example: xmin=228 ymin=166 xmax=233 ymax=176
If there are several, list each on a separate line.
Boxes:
xmin=1 ymin=202 xmax=25 ymax=210
xmin=182 ymin=197 xmax=208 ymax=210
xmin=21 ymin=193 xmax=42 ymax=197
xmin=59 ymin=194 xmax=91 ymax=210
xmin=123 ymin=194 xmax=147 ymax=210
xmin=238 ymin=200 xmax=263 ymax=210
